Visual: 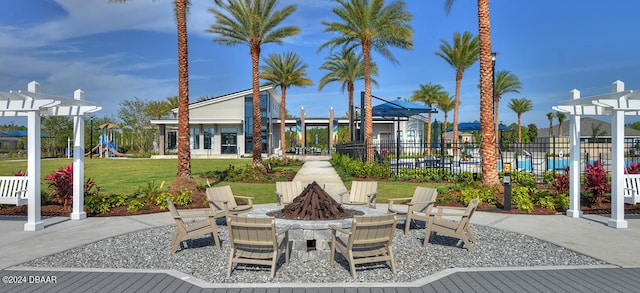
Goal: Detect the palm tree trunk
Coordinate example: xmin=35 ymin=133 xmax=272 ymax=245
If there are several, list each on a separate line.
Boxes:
xmin=347 ymin=82 xmax=354 ymax=142
xmin=559 ymin=122 xmax=563 ymax=137
xmin=453 ymin=70 xmax=462 ymax=157
xmin=251 ymin=44 xmax=264 ymax=169
xmin=517 ymin=114 xmax=522 ymax=143
xmin=494 ymin=97 xmax=500 ymax=145
xmin=478 ymin=0 xmax=498 ymax=185
xmin=176 ymin=0 xmax=191 ymax=178
xmin=363 ymin=42 xmax=373 ymax=163
xmin=280 ymin=86 xmax=287 ymax=158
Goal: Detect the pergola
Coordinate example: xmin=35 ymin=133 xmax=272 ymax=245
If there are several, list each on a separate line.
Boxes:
xmin=0 ymin=81 xmax=100 ymax=231
xmin=553 ymin=80 xmax=640 ymax=228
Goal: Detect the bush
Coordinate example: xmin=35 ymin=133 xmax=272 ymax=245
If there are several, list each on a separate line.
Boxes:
xmin=85 ymin=194 xmax=111 ymax=214
xmin=512 ymin=186 xmax=533 ymax=213
xmin=460 ymin=186 xmax=496 ymax=205
xmin=583 ymin=161 xmax=610 ymax=207
xmin=555 ymin=194 xmax=570 ymax=211
xmin=539 ymin=195 xmax=555 ymax=210
xmin=46 ymin=164 xmax=101 ymax=210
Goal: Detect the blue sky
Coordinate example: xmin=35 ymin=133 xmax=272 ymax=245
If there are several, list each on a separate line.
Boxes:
xmin=2 ymin=0 xmax=640 ymax=128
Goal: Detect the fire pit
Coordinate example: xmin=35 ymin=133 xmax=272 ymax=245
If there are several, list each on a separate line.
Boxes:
xmin=248 ymin=181 xmax=384 ymax=260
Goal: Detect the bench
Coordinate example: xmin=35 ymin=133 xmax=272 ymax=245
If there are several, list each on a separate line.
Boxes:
xmin=0 ymin=176 xmax=28 ymax=206
xmin=623 ymin=174 xmax=640 ymax=204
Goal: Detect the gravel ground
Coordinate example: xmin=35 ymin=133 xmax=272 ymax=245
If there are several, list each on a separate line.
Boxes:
xmin=21 ymin=221 xmax=607 ymax=284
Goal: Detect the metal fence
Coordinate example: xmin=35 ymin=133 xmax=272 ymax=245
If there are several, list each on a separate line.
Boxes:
xmin=335 ymin=137 xmax=640 ymax=181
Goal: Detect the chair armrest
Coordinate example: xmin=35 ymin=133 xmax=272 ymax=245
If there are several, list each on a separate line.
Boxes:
xmin=276 ymin=224 xmax=291 ymax=235
xmin=173 ymin=209 xmax=213 ymax=219
xmin=234 ymin=195 xmax=254 ymax=205
xmin=329 ymin=224 xmax=351 ymax=235
xmin=388 ymin=197 xmax=414 ymax=210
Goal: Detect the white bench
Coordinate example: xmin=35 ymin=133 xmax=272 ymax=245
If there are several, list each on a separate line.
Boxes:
xmin=0 ymin=176 xmax=28 ymax=206
xmin=623 ymin=174 xmax=640 ymax=204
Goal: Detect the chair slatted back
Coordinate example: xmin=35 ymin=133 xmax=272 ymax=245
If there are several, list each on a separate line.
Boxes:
xmin=276 ymin=181 xmax=304 ymax=204
xmin=207 ymin=185 xmax=237 ymax=211
xmin=349 ymin=181 xmax=377 ymax=204
xmin=350 ymin=214 xmax=396 ymax=249
xmin=457 ymin=198 xmax=479 ymax=234
xmin=227 ymin=216 xmax=276 ymax=250
xmin=411 ymin=187 xmax=438 ymax=213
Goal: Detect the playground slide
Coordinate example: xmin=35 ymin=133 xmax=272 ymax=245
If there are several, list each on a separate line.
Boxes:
xmin=84 ymin=144 xmax=127 ymax=157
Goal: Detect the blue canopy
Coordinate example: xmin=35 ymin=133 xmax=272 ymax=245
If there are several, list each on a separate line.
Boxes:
xmin=372 ymin=99 xmax=436 ymax=118
xmin=447 ymin=122 xmax=512 ymax=131
xmin=0 ymin=130 xmax=52 ymax=137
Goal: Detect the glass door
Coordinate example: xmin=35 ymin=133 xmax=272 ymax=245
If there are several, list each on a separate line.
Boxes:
xmin=221 ymin=128 xmax=237 ymax=154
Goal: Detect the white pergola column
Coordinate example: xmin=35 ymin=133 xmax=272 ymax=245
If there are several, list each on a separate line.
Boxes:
xmin=566 ymin=89 xmax=582 ymax=218
xmin=71 ymin=89 xmax=87 ymax=220
xmin=25 ymin=82 xmax=44 ymax=231
xmin=609 ymin=81 xmax=627 ymax=228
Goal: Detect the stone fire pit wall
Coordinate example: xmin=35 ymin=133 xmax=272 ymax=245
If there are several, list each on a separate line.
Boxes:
xmin=247 ymin=205 xmax=385 ymax=260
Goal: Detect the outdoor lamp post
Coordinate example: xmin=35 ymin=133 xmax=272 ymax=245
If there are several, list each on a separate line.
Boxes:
xmin=492 ymin=52 xmax=497 ymax=145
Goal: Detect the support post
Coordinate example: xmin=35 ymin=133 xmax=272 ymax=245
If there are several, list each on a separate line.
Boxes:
xmin=609 ymin=81 xmax=627 ymax=228
xmin=25 ymin=81 xmax=43 ymax=231
xmin=566 ymin=89 xmax=582 ymax=218
xmin=71 ymin=89 xmax=87 ymax=220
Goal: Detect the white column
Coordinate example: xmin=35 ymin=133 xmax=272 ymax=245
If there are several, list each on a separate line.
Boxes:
xmin=25 ymin=82 xmax=43 ymax=231
xmin=566 ymin=89 xmax=582 ymax=218
xmin=609 ymin=82 xmax=627 ymax=228
xmin=71 ymin=89 xmax=87 ymax=220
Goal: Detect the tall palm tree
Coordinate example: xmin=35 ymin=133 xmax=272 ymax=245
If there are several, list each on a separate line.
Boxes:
xmin=320 ymin=0 xmax=413 ymax=163
xmin=446 ymin=0 xmax=498 ymax=185
xmin=435 ymin=31 xmax=479 ymax=156
xmin=546 ymin=112 xmax=555 ymax=137
xmin=507 ymin=98 xmax=533 ymax=143
xmin=260 ymin=51 xmax=313 ymax=157
xmin=208 ymin=0 xmax=299 ymax=169
xmin=318 ymin=47 xmax=378 ymax=141
xmin=411 ymin=83 xmax=446 ymax=155
xmin=111 ymin=0 xmax=192 ymax=178
xmin=556 ymin=111 xmax=566 ymax=137
xmin=492 ymin=70 xmax=522 ymax=142
xmin=435 ymin=94 xmax=456 ymax=146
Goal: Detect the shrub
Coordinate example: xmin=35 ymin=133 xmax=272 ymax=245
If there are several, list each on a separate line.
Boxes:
xmin=552 ymin=167 xmax=570 ymax=195
xmin=127 ymin=199 xmax=148 ymax=213
xmin=173 ymin=189 xmax=193 ymax=206
xmin=539 ymin=195 xmax=555 ymax=210
xmin=583 ymin=161 xmax=610 ymax=207
xmin=45 ymin=164 xmax=101 ymax=210
xmin=460 ymin=186 xmax=496 ymax=205
xmin=85 ymin=194 xmax=111 ymax=214
xmin=555 ymin=194 xmax=570 ymax=211
xmin=626 ymin=160 xmax=640 ymax=174
xmin=511 ymin=186 xmax=533 ymax=213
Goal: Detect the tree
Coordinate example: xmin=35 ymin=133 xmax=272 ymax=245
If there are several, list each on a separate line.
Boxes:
xmin=435 ymin=94 xmax=456 ymax=146
xmin=318 ymin=47 xmax=378 ymax=141
xmin=492 ymin=70 xmax=522 ymax=141
xmin=166 ymin=96 xmax=179 ymax=119
xmin=527 ymin=123 xmax=538 ymax=141
xmin=320 ymin=0 xmax=413 ymax=163
xmin=145 ymin=100 xmax=172 ymax=120
xmin=556 ymin=111 xmax=566 ymax=137
xmin=411 ymin=83 xmax=446 ymax=155
xmin=546 ymin=112 xmax=555 ymax=137
xmin=41 ymin=116 xmax=73 ymax=157
xmin=119 ymin=98 xmax=154 ymax=153
xmin=446 ymin=0 xmax=498 ymax=185
xmin=435 ymin=31 xmax=479 ymax=156
xmin=208 ymin=0 xmax=299 ymax=169
xmin=111 ymin=0 xmax=192 ymax=179
xmin=507 ymin=98 xmax=533 ymax=143
xmin=260 ymin=51 xmax=313 ymax=157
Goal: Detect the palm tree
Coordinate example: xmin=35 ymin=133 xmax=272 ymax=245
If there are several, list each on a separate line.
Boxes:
xmin=446 ymin=0 xmax=498 ymax=185
xmin=318 ymin=47 xmax=378 ymax=141
xmin=435 ymin=94 xmax=456 ymax=146
xmin=411 ymin=83 xmax=446 ymax=155
xmin=166 ymin=96 xmax=179 ymax=119
xmin=111 ymin=0 xmax=191 ymax=178
xmin=260 ymin=51 xmax=313 ymax=157
xmin=320 ymin=0 xmax=413 ymax=163
xmin=435 ymin=31 xmax=479 ymax=156
xmin=208 ymin=0 xmax=299 ymax=169
xmin=556 ymin=111 xmax=566 ymax=137
xmin=492 ymin=70 xmax=522 ymax=142
xmin=546 ymin=112 xmax=555 ymax=137
xmin=507 ymin=98 xmax=533 ymax=143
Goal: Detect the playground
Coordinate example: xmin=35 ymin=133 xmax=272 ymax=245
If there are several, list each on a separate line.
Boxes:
xmin=86 ymin=123 xmax=127 ymax=158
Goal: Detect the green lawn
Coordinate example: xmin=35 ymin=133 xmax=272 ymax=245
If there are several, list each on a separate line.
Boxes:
xmin=1 ymin=158 xmax=450 ymax=205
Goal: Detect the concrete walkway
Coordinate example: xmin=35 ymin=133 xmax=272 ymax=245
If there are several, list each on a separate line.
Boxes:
xmin=1 ymin=157 xmax=640 ymax=292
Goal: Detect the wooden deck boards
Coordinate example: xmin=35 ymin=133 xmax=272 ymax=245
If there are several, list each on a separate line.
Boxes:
xmin=2 ymin=267 xmax=640 ymax=293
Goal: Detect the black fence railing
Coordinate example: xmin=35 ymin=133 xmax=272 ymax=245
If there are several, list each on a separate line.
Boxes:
xmin=335 ymin=137 xmax=640 ymax=181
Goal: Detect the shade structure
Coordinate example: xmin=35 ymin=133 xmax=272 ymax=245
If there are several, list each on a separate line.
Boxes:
xmin=0 ymin=130 xmax=52 ymax=137
xmin=372 ymin=99 xmax=436 ymax=117
xmin=447 ymin=122 xmax=512 ymax=131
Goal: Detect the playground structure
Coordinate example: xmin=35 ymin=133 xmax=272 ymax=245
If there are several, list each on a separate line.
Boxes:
xmin=85 ymin=123 xmax=126 ymax=158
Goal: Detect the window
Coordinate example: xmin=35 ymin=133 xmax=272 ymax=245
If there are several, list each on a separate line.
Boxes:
xmin=190 ymin=127 xmax=200 ymax=149
xmin=204 ymin=127 xmax=214 ymax=149
xmin=167 ymin=131 xmax=177 ymax=150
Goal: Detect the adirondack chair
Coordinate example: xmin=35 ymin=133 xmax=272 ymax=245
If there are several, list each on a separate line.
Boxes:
xmin=424 ymin=198 xmax=479 ymax=251
xmin=387 ymin=187 xmax=438 ymax=235
xmin=329 ymin=214 xmax=397 ymax=278
xmin=167 ymin=199 xmax=220 ymax=253
xmin=275 ymin=181 xmax=304 ymax=206
xmin=206 ymin=185 xmax=254 ymax=217
xmin=226 ymin=215 xmax=290 ymax=278
xmin=338 ymin=181 xmax=377 ymax=208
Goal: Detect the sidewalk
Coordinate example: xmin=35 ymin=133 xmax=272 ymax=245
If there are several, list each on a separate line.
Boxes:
xmin=1 ymin=158 xmax=640 ymax=292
